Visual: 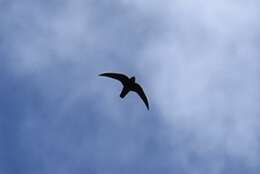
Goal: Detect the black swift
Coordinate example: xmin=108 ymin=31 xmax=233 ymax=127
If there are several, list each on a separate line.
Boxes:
xmin=99 ymin=72 xmax=149 ymax=110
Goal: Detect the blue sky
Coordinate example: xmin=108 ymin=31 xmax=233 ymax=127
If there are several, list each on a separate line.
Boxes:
xmin=1 ymin=0 xmax=260 ymax=173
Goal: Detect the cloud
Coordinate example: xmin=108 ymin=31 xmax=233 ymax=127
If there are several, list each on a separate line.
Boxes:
xmin=1 ymin=1 xmax=170 ymax=173
xmin=134 ymin=0 xmax=260 ymax=168
xmin=1 ymin=0 xmax=260 ymax=173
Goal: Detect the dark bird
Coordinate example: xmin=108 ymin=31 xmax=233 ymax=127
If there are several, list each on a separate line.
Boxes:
xmin=99 ymin=72 xmax=149 ymax=110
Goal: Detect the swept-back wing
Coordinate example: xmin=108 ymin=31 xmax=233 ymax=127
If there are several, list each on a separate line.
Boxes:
xmin=133 ymin=83 xmax=149 ymax=110
xmin=99 ymin=72 xmax=129 ymax=85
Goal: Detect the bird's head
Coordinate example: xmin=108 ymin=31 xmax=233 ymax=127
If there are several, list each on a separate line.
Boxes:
xmin=130 ymin=76 xmax=136 ymax=82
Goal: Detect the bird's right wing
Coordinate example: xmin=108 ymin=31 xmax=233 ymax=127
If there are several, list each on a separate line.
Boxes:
xmin=99 ymin=72 xmax=129 ymax=85
xmin=133 ymin=83 xmax=149 ymax=110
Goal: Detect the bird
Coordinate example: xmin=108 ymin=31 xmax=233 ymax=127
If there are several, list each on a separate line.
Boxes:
xmin=99 ymin=72 xmax=149 ymax=110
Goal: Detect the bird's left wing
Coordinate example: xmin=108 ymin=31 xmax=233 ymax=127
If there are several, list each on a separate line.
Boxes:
xmin=99 ymin=72 xmax=129 ymax=85
xmin=133 ymin=83 xmax=149 ymax=110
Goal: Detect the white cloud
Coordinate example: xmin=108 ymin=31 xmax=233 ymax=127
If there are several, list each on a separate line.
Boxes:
xmin=134 ymin=0 xmax=260 ymax=168
xmin=2 ymin=0 xmax=260 ymax=172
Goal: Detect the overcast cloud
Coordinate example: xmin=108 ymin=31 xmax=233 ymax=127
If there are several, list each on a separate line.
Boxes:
xmin=1 ymin=0 xmax=260 ymax=174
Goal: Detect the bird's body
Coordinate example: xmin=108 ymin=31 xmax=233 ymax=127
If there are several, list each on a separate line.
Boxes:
xmin=99 ymin=72 xmax=149 ymax=110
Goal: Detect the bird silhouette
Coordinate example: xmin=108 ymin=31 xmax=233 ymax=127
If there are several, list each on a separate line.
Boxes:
xmin=99 ymin=72 xmax=149 ymax=110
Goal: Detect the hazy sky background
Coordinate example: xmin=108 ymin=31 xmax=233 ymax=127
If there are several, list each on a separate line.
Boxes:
xmin=1 ymin=0 xmax=260 ymax=173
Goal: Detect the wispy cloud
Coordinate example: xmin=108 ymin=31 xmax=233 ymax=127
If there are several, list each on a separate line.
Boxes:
xmin=134 ymin=0 xmax=260 ymax=169
xmin=1 ymin=0 xmax=260 ymax=173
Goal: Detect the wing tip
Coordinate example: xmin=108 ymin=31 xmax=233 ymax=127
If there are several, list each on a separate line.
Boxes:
xmin=99 ymin=73 xmax=110 ymax=77
xmin=146 ymin=103 xmax=150 ymax=110
xmin=98 ymin=72 xmax=115 ymax=76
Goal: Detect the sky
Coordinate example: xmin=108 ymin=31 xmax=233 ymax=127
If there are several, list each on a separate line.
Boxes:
xmin=1 ymin=0 xmax=260 ymax=173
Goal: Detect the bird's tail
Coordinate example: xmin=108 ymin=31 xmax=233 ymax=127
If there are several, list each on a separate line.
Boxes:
xmin=120 ymin=87 xmax=130 ymax=98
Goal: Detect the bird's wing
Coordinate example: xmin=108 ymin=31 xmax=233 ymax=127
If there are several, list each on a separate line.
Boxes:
xmin=99 ymin=72 xmax=129 ymax=85
xmin=133 ymin=83 xmax=149 ymax=110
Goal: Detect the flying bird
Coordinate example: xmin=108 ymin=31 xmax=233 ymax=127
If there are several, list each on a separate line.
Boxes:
xmin=99 ymin=72 xmax=149 ymax=110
